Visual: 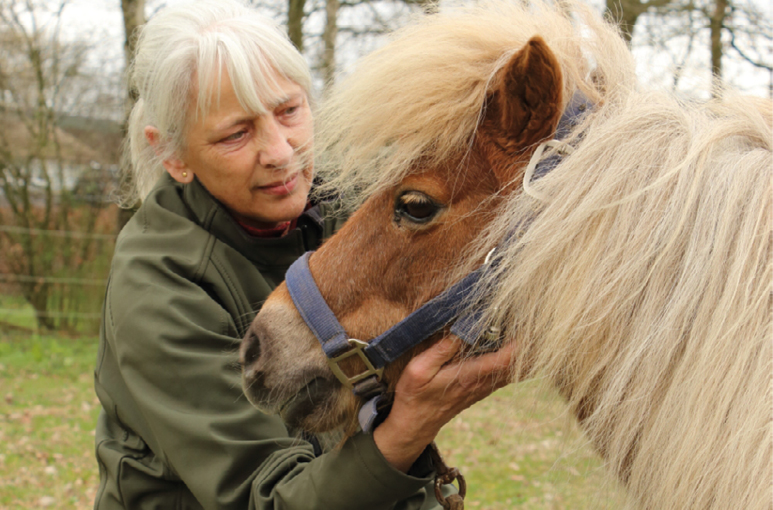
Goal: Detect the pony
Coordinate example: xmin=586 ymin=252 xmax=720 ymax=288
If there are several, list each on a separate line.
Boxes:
xmin=240 ymin=1 xmax=773 ymax=509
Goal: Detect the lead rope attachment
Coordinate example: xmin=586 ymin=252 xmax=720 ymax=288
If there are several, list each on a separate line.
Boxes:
xmin=429 ymin=442 xmax=467 ymax=510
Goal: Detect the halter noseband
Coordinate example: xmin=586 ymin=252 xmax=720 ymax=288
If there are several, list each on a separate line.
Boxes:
xmin=285 ymin=251 xmax=490 ymax=389
xmin=283 ymin=91 xmax=592 ymax=431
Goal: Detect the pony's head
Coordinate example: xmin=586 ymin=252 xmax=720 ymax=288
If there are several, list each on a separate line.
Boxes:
xmin=240 ymin=0 xmax=630 ymax=433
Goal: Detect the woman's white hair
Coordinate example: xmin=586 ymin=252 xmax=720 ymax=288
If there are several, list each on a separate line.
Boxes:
xmin=122 ymin=0 xmax=311 ymax=205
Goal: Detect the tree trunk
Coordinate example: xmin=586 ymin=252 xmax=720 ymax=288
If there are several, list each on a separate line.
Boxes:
xmin=321 ymin=0 xmax=339 ymax=88
xmin=288 ymin=0 xmax=306 ymax=51
xmin=23 ymin=279 xmax=55 ymax=330
xmin=121 ymin=0 xmax=145 ymax=111
xmin=419 ymin=0 xmax=438 ymax=15
xmin=117 ymin=0 xmax=145 ymax=232
xmin=606 ymin=0 xmax=643 ymax=44
xmin=605 ymin=0 xmax=674 ymax=45
xmin=709 ymin=0 xmax=728 ymax=98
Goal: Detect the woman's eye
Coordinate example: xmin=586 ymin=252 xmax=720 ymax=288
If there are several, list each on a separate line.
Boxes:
xmin=396 ymin=192 xmax=440 ymax=223
xmin=222 ymin=130 xmax=247 ymax=143
xmin=278 ymin=105 xmax=301 ymax=122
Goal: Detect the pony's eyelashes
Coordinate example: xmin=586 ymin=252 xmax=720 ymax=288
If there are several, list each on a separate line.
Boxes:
xmin=394 ymin=190 xmax=444 ymax=226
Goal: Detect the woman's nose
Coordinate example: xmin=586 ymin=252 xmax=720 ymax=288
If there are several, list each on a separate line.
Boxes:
xmin=258 ymin=120 xmax=294 ymax=168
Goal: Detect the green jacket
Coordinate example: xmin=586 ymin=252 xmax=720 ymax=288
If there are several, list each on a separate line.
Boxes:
xmin=94 ymin=174 xmax=443 ymax=509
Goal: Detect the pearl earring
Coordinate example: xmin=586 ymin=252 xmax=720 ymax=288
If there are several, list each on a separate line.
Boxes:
xmin=182 ymin=171 xmax=188 ymax=178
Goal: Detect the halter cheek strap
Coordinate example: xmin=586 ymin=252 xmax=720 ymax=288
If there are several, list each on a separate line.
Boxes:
xmin=450 ymin=90 xmax=594 ymax=345
xmin=284 ymin=252 xmax=489 ymax=384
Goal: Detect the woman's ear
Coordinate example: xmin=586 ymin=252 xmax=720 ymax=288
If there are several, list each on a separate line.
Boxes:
xmin=144 ymin=126 xmax=194 ymax=184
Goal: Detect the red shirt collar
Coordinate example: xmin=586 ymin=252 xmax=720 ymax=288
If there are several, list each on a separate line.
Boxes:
xmin=235 ymin=218 xmax=297 ymax=238
xmin=233 ymin=202 xmax=312 ymax=238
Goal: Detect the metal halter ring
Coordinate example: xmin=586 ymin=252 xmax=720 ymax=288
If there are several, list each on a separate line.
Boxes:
xmin=326 ymin=338 xmax=385 ymax=389
xmin=484 ymin=247 xmax=497 ymax=265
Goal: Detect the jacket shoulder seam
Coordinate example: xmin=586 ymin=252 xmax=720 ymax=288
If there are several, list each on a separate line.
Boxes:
xmin=192 ymin=233 xmax=217 ymax=284
xmin=209 ymin=252 xmax=249 ymax=336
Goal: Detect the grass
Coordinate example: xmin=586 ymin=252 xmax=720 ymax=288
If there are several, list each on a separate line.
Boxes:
xmin=0 ymin=329 xmax=630 ymax=509
xmin=0 ymin=290 xmax=104 ymax=337
xmin=0 ymin=331 xmax=101 ymax=509
xmin=436 ymin=382 xmax=629 ymax=509
xmin=0 ymin=295 xmax=39 ymax=332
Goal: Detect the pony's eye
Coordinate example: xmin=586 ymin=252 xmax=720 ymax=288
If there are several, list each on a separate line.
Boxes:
xmin=396 ymin=192 xmax=440 ymax=223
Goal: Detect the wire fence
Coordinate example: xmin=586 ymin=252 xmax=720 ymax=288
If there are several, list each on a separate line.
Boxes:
xmin=0 ymin=308 xmax=103 ymax=320
xmin=0 ymin=224 xmax=117 ymax=240
xmin=0 ymin=220 xmax=117 ymax=335
xmin=0 ymin=273 xmax=108 ymax=285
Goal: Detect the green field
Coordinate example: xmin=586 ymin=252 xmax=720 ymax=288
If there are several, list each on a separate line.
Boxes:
xmin=0 ymin=332 xmax=101 ymax=509
xmin=435 ymin=382 xmax=629 ymax=509
xmin=0 ymin=331 xmax=629 ymax=509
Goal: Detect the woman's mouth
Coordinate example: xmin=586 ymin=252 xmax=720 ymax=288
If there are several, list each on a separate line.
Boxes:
xmin=258 ymin=173 xmax=298 ymax=196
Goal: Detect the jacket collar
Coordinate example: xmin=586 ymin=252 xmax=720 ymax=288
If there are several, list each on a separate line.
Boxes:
xmin=172 ymin=174 xmax=324 ymax=270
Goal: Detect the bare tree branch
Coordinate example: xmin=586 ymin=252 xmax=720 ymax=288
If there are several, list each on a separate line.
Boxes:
xmin=0 ymin=0 xmax=115 ymax=330
xmin=727 ymin=29 xmax=773 ymax=70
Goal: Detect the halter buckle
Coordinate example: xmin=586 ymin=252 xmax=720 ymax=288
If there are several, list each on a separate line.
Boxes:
xmin=327 ymin=338 xmax=384 ymax=389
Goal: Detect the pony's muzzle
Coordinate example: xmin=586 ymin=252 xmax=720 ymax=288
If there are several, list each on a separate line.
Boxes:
xmin=239 ymin=288 xmax=337 ymax=414
xmin=240 ymin=327 xmax=260 ymax=369
xmin=239 ymin=327 xmax=264 ymax=389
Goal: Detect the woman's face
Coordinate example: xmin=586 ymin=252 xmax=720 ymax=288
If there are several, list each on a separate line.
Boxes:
xmin=168 ymin=72 xmax=314 ymax=228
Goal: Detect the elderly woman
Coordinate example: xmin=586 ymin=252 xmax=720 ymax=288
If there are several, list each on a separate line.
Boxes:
xmin=93 ymin=1 xmax=513 ymax=508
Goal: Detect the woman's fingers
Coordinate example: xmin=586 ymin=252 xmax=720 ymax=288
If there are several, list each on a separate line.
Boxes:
xmin=396 ymin=337 xmax=516 ymax=412
xmin=399 ymin=337 xmax=461 ymax=389
xmin=447 ymin=340 xmax=516 ymax=390
xmin=373 ymin=338 xmax=517 ymax=471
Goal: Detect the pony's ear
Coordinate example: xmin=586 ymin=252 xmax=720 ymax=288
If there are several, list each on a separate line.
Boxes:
xmin=484 ymin=36 xmax=563 ymax=167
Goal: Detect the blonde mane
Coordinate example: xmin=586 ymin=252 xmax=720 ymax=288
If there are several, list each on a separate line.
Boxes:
xmin=314 ymin=0 xmax=634 ymax=209
xmin=477 ymin=91 xmax=772 ymax=509
xmin=315 ymin=1 xmax=772 ymax=509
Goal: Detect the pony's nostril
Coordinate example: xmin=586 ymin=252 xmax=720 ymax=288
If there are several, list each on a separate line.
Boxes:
xmin=240 ymin=328 xmax=261 ymax=368
xmin=244 ymin=367 xmax=265 ymax=389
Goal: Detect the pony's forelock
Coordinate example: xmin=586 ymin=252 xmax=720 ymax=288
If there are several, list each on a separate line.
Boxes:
xmin=313 ymin=0 xmax=634 ymax=211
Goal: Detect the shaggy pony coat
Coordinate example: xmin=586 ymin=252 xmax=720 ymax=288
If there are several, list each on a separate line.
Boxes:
xmin=314 ymin=1 xmax=773 ymax=509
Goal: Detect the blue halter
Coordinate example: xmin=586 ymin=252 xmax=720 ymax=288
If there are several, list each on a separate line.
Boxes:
xmin=283 ymin=91 xmax=592 ymax=429
xmin=286 ymin=251 xmax=491 ymax=380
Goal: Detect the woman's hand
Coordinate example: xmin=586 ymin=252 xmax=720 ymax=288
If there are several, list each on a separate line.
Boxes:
xmin=373 ymin=338 xmax=516 ymax=472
